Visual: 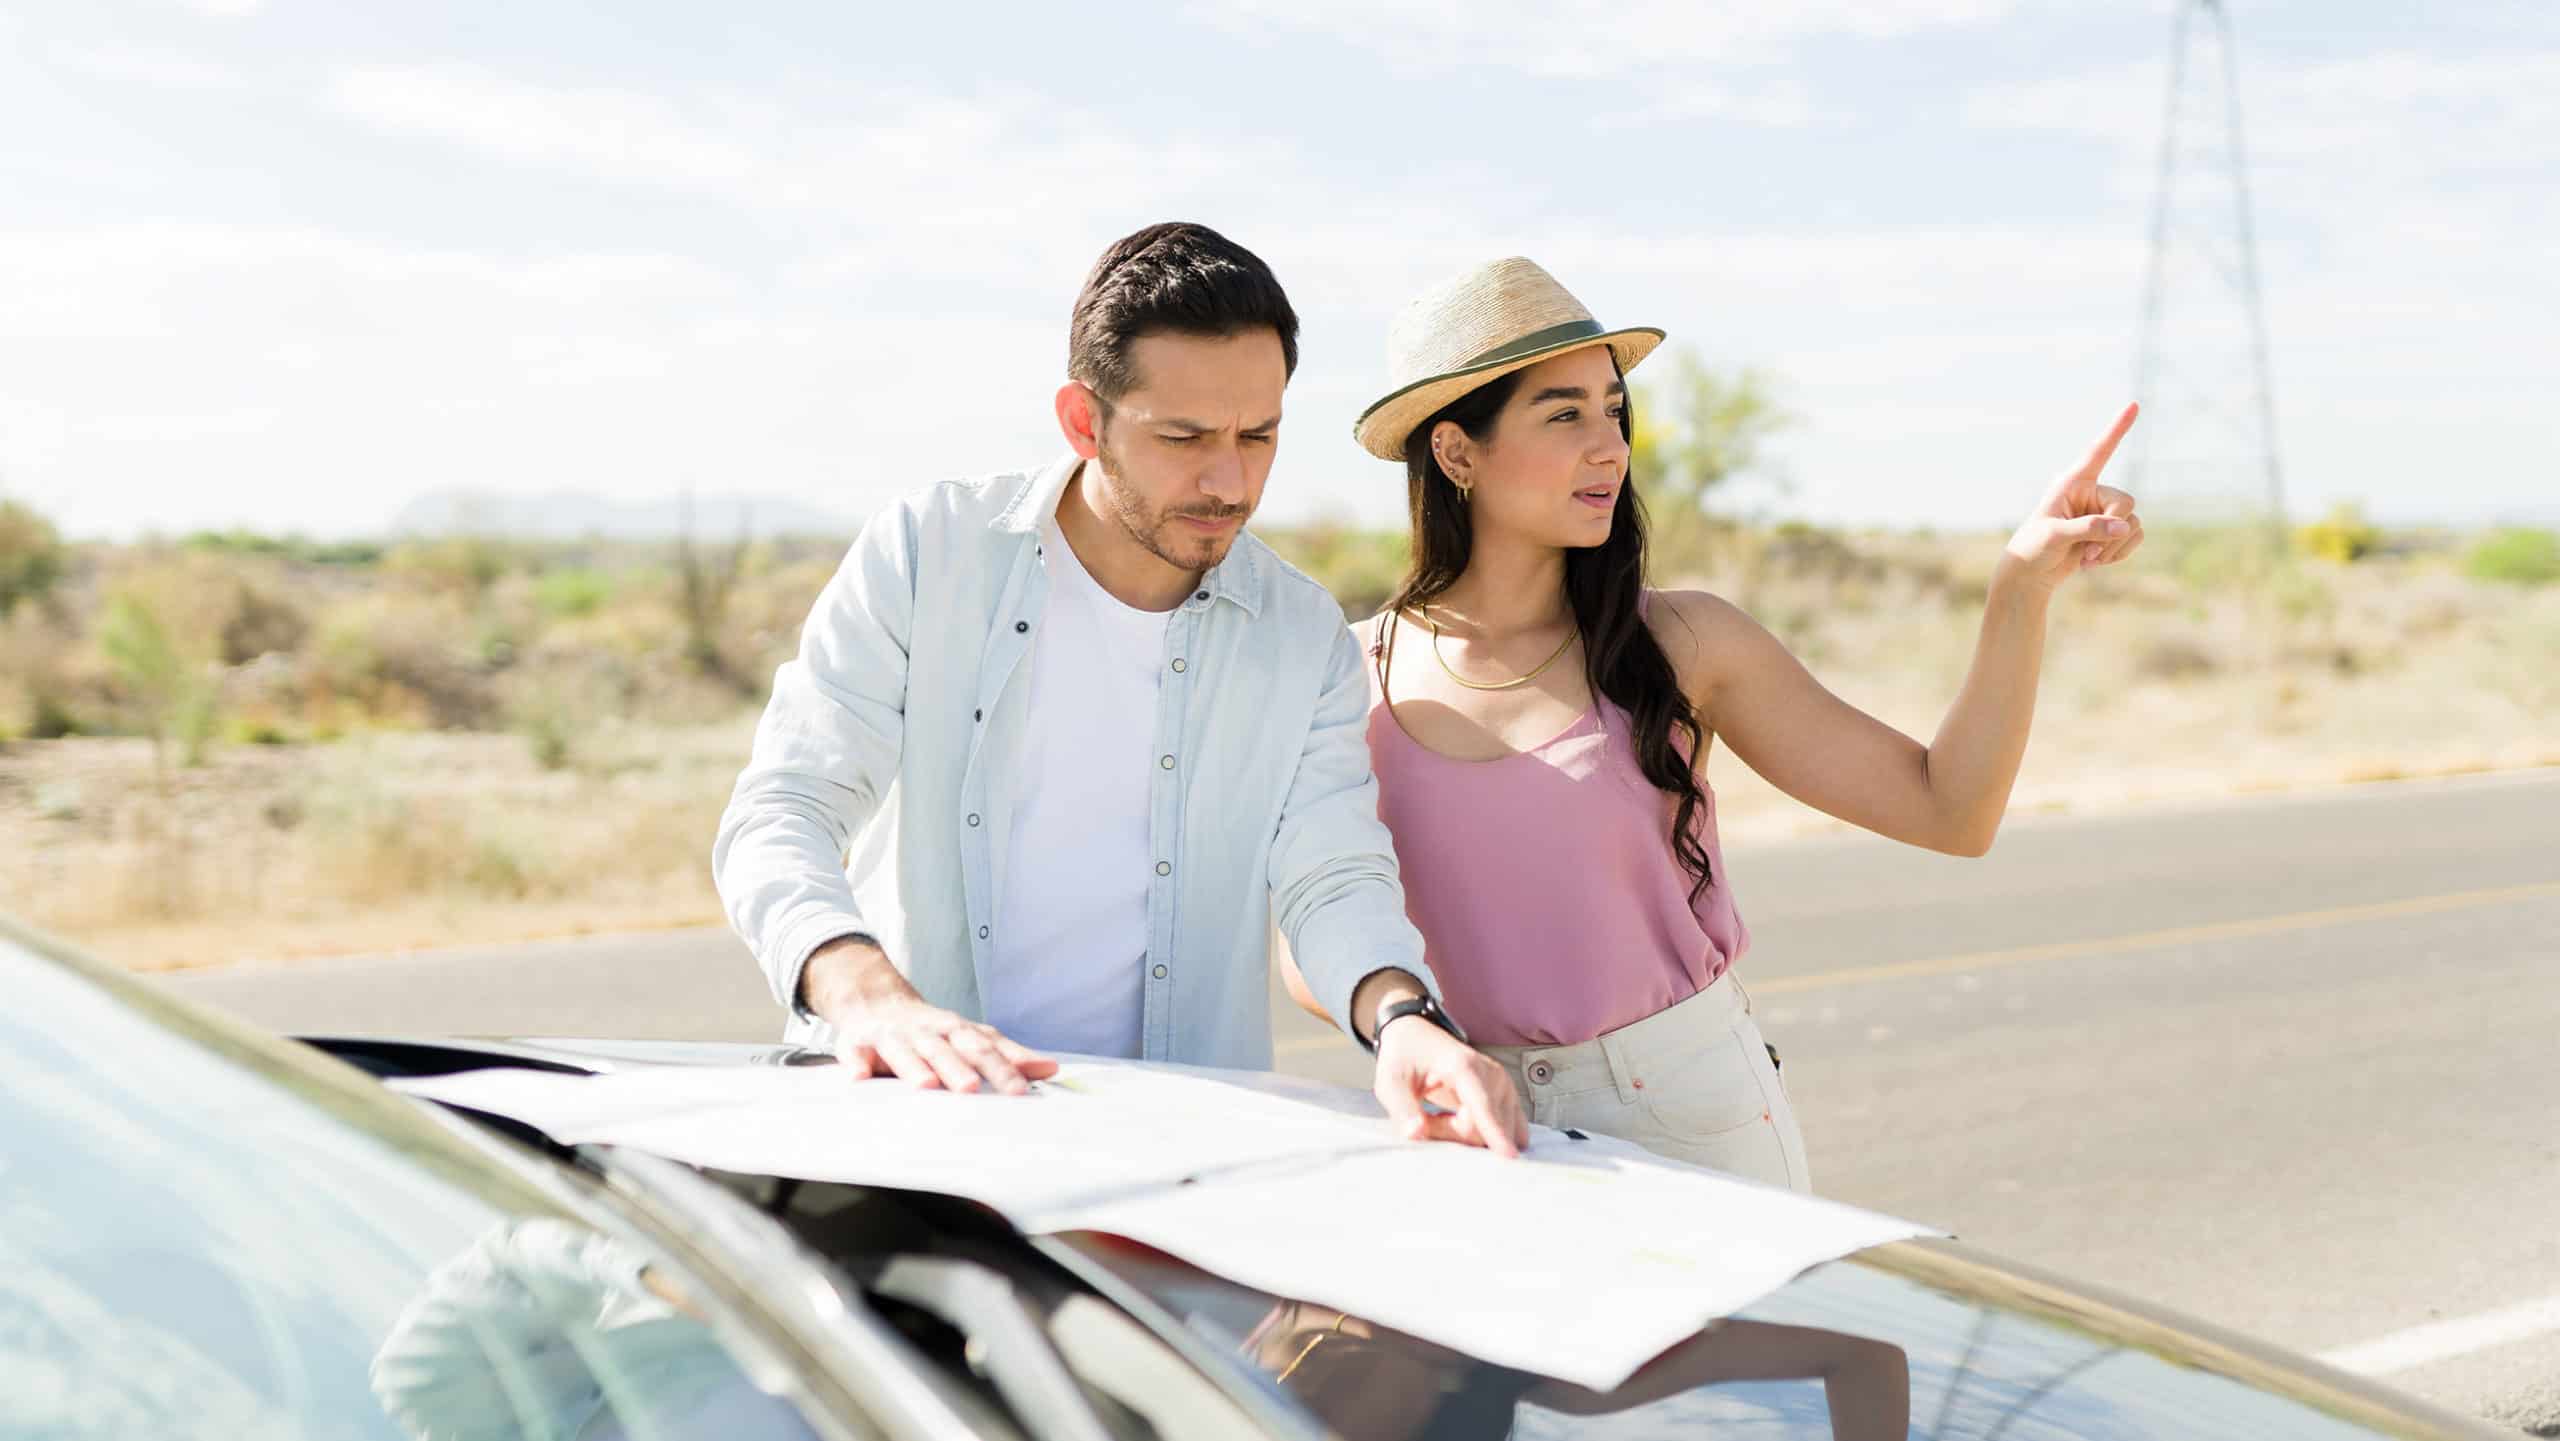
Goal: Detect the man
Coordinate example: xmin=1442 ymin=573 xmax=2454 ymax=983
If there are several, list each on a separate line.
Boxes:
xmin=713 ymin=221 xmax=1525 ymax=1154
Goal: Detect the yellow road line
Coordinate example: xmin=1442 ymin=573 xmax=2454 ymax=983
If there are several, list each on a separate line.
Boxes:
xmin=1750 ymin=878 xmax=2560 ymax=996
xmin=1271 ymin=878 xmax=2560 ymax=1050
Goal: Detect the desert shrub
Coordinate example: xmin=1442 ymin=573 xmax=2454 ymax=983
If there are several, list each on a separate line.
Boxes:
xmin=386 ymin=534 xmax=514 ymax=597
xmin=226 ymin=713 xmax=294 ymax=746
xmin=535 ymin=567 xmax=614 ymax=618
xmin=1260 ymin=523 xmax=1408 ymax=618
xmin=97 ymin=593 xmax=219 ymax=767
xmin=2159 ymin=523 xmax=2285 ymax=595
xmin=0 ymin=500 xmax=67 ymax=618
xmin=0 ymin=609 xmax=85 ymax=740
xmin=1761 ymin=521 xmax=1878 ymax=585
xmin=217 ymin=576 xmax=311 ymax=663
xmin=510 ymin=687 xmax=580 ymax=771
xmin=2132 ymin=633 xmax=2221 ymax=682
xmin=92 ymin=554 xmax=246 ymax=765
xmin=2266 ymin=563 xmax=2337 ymax=629
xmin=2295 ymin=504 xmax=2381 ymax=564
xmin=310 ymin=592 xmax=495 ymax=729
xmin=2463 ymin=528 xmax=2560 ymax=586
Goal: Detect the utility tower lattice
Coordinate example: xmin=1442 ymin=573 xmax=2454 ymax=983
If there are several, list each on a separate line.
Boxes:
xmin=2129 ymin=0 xmax=2285 ymax=524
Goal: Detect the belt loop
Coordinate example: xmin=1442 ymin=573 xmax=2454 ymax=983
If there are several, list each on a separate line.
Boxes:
xmin=1598 ymin=1032 xmax=1643 ymax=1105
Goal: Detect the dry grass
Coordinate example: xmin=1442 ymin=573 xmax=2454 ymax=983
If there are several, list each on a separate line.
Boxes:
xmin=4 ymin=521 xmax=2555 ymax=969
xmin=1685 ymin=529 xmax=2560 ymax=840
xmin=3 ymin=722 xmax=747 ymax=968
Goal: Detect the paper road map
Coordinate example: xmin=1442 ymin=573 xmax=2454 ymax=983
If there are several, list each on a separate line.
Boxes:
xmin=395 ymin=1060 xmax=1937 ymax=1390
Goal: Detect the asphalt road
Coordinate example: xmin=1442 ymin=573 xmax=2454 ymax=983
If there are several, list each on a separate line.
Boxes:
xmin=157 ymin=769 xmax=2560 ymax=1432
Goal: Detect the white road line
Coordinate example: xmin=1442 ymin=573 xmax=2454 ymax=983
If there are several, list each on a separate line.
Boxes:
xmin=2315 ymin=1295 xmax=2560 ymax=1376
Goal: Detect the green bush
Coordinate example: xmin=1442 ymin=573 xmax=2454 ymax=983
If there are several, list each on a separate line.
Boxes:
xmin=182 ymin=530 xmax=384 ymax=567
xmin=2463 ymin=527 xmax=2560 ymax=586
xmin=28 ymin=694 xmax=83 ymax=740
xmin=0 ymin=500 xmax=67 ymax=618
xmin=388 ymin=534 xmax=513 ymax=596
xmin=226 ymin=713 xmax=295 ymax=746
xmin=1260 ymin=523 xmax=1409 ymax=619
xmin=98 ymin=593 xmax=220 ymax=767
xmin=523 ymin=707 xmax=574 ymax=771
xmin=535 ymin=567 xmax=614 ymax=618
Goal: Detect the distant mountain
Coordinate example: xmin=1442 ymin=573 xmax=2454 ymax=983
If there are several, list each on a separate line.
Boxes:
xmin=387 ymin=488 xmax=861 ymax=541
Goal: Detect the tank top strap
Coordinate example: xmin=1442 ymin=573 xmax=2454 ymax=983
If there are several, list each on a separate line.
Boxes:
xmin=1363 ymin=609 xmax=1396 ymax=698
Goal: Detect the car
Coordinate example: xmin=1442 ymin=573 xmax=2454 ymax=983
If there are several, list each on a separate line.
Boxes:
xmin=2 ymin=913 xmax=2508 ymax=1441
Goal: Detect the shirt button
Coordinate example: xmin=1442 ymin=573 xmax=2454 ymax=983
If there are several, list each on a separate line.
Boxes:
xmin=977 ymin=926 xmax=990 ymax=940
xmin=1015 ymin=620 xmax=1029 ymax=633
xmin=1159 ymin=755 xmax=1175 ymax=770
xmin=973 ymin=709 xmax=983 ymax=722
xmin=1194 ymin=590 xmax=1208 ymax=603
xmin=1152 ymin=965 xmax=1168 ymax=979
xmin=966 ymin=813 xmax=980 ymax=827
xmin=1170 ymin=658 xmax=1187 ymax=673
xmin=1154 ymin=861 xmax=1171 ymax=876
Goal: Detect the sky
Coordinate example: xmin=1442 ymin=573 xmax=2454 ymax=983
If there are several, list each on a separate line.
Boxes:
xmin=2 ymin=0 xmax=2553 ymax=540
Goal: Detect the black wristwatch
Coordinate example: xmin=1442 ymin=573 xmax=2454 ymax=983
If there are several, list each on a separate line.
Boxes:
xmin=1359 ymin=993 xmax=1465 ymax=1055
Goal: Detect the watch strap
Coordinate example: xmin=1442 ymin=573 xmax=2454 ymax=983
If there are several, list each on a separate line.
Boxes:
xmin=1361 ymin=994 xmax=1464 ymax=1055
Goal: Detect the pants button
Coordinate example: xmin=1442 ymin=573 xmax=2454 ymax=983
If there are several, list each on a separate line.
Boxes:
xmin=1526 ymin=1060 xmax=1553 ymax=1085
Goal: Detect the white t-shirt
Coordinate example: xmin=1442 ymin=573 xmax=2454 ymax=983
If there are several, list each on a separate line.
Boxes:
xmin=984 ymin=520 xmax=1171 ymax=1058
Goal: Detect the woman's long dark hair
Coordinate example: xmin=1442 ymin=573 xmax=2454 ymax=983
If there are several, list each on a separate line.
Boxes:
xmin=1380 ymin=363 xmax=1715 ymax=901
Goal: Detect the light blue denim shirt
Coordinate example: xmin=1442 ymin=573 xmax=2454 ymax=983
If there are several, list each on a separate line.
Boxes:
xmin=712 ymin=455 xmax=1440 ymax=1069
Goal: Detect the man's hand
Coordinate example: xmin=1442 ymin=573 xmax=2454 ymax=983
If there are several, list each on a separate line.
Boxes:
xmin=1374 ymin=1017 xmax=1528 ymax=1159
xmin=801 ymin=935 xmax=1057 ymax=1094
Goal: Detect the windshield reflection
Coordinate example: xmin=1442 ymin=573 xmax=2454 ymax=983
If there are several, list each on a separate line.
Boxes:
xmin=1062 ymin=1231 xmax=2431 ymax=1441
xmin=0 ymin=939 xmax=818 ymax=1441
xmin=1248 ymin=1301 xmax=1908 ymax=1440
xmin=372 ymin=1220 xmax=813 ymax=1440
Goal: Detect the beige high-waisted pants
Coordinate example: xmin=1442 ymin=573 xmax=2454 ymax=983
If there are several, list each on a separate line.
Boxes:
xmin=1478 ymin=970 xmax=1811 ymax=1192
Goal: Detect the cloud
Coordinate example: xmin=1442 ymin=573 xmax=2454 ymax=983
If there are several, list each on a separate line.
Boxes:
xmin=173 ymin=0 xmax=264 ymax=16
xmin=59 ymin=47 xmax=250 ymax=93
xmin=1592 ymin=76 xmax=1826 ymax=132
xmin=323 ymin=63 xmax=1305 ymax=288
xmin=0 ymin=222 xmax=835 ymax=537
xmin=0 ymin=222 xmax=741 ymax=339
xmin=1965 ymin=48 xmax=2560 ymax=184
xmin=1188 ymin=0 xmax=2031 ymax=77
xmin=328 ymin=64 xmax=766 ymax=192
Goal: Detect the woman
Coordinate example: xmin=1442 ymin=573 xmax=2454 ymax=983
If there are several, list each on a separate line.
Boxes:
xmin=1289 ymin=257 xmax=2141 ymax=1190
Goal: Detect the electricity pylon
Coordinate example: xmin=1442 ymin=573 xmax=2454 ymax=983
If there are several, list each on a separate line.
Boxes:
xmin=2129 ymin=0 xmax=2286 ymax=527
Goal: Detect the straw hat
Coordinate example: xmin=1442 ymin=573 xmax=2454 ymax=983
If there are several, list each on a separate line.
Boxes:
xmin=1353 ymin=257 xmax=1665 ymax=462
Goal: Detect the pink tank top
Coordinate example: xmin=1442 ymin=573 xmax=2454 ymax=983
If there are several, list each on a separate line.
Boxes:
xmin=1364 ymin=602 xmax=1749 ymax=1047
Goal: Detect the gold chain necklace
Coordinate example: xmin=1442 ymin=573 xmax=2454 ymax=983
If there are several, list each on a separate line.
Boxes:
xmin=1417 ymin=606 xmax=1578 ymax=692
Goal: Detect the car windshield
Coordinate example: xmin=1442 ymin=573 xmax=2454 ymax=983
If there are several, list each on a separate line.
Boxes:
xmin=0 ymin=938 xmax=826 ymax=1441
xmin=1055 ymin=1233 xmax=2435 ymax=1441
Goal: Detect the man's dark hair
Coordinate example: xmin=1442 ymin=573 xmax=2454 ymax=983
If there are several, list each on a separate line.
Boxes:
xmin=1067 ymin=222 xmax=1300 ymax=407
